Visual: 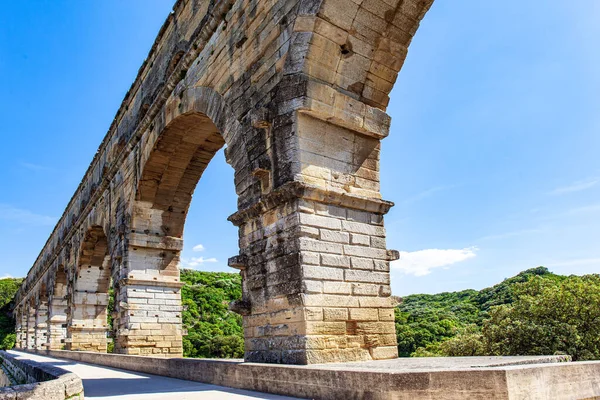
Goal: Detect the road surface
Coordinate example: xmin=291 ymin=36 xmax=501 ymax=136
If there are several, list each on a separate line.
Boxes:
xmin=9 ymin=350 xmax=299 ymax=400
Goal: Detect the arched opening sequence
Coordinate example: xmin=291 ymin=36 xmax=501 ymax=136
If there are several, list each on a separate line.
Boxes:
xmin=68 ymin=226 xmax=111 ymax=352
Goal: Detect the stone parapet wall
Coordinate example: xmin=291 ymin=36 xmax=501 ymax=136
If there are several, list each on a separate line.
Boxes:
xmin=17 ymin=349 xmax=600 ymax=400
xmin=0 ymin=351 xmax=83 ymax=400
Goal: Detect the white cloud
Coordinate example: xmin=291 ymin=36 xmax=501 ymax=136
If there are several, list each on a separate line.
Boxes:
xmin=548 ymin=177 xmax=599 ymax=195
xmin=478 ymin=228 xmax=544 ymax=241
xmin=0 ymin=204 xmax=56 ymax=226
xmin=0 ymin=274 xmax=14 ymax=279
xmin=180 ymin=256 xmax=218 ymax=269
xmin=402 ymin=185 xmax=456 ymax=205
xmin=392 ymin=247 xmax=477 ymax=276
xmin=566 ymin=203 xmax=600 ymax=215
xmin=192 ymin=244 xmax=205 ymax=252
xmin=20 ymin=162 xmax=49 ymax=172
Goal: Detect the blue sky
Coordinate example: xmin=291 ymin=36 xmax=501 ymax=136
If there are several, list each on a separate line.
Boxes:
xmin=1 ymin=1 xmax=598 ymax=295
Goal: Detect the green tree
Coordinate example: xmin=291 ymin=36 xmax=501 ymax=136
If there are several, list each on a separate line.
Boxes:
xmin=480 ymin=274 xmax=600 ymax=360
xmin=180 ymin=269 xmax=244 ymax=358
xmin=0 ymin=278 xmax=22 ymax=350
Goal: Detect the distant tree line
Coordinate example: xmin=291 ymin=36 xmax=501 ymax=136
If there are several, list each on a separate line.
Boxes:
xmin=4 ymin=267 xmax=600 ymax=361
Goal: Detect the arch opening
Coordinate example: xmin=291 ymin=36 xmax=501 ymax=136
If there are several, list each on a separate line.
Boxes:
xmin=68 ymin=226 xmax=111 ymax=352
xmin=123 ymin=110 xmax=228 ymax=357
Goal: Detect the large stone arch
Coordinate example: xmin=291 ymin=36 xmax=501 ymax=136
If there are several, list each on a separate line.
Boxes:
xmin=115 ymin=87 xmax=247 ymax=357
xmin=14 ymin=0 xmax=436 ymax=364
xmin=289 ymin=0 xmax=433 ymax=111
xmin=67 ymin=226 xmax=112 ymax=352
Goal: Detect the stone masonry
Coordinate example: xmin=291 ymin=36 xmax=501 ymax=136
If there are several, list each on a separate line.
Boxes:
xmin=14 ymin=0 xmax=434 ymax=363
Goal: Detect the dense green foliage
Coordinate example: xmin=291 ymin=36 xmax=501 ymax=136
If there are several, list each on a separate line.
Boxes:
xmin=180 ymin=269 xmax=244 ymax=358
xmin=0 ymin=278 xmax=22 ymax=350
xmin=397 ymin=267 xmax=600 ymax=360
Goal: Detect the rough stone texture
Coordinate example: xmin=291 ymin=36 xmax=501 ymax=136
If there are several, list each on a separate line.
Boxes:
xmin=0 ymin=351 xmax=83 ymax=399
xmin=19 ymin=349 xmax=600 ymax=400
xmin=14 ymin=0 xmax=435 ymax=363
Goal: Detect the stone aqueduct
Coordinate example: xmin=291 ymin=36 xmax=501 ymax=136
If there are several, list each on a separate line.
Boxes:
xmin=14 ymin=0 xmax=433 ymax=364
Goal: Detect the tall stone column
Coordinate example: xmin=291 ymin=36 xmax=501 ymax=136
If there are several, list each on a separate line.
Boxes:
xmin=115 ymin=232 xmax=184 ymax=357
xmin=229 ymin=98 xmax=398 ymax=364
xmin=35 ymin=301 xmax=49 ymax=350
xmin=14 ymin=308 xmax=24 ymax=349
xmin=48 ymin=296 xmax=68 ymax=350
xmin=26 ymin=306 xmax=36 ymax=349
xmin=67 ymin=291 xmax=110 ymax=353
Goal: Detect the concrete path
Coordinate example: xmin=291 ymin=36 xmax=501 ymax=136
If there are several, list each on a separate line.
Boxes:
xmin=9 ymin=351 xmax=299 ymax=400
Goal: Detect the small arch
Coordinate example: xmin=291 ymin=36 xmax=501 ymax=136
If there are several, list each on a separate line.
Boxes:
xmin=134 ymin=86 xmax=253 ymax=239
xmin=135 ymin=112 xmax=225 ymax=238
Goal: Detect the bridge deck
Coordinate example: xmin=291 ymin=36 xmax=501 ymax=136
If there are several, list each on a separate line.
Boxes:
xmin=8 ymin=350 xmax=298 ymax=400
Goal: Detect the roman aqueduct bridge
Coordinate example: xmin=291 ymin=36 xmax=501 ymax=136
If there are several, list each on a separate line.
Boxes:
xmin=14 ymin=0 xmax=433 ymax=364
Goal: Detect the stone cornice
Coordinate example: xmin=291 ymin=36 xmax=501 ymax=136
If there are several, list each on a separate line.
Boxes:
xmin=228 ymin=181 xmax=394 ymax=226
xmin=118 ymin=278 xmax=185 ymax=289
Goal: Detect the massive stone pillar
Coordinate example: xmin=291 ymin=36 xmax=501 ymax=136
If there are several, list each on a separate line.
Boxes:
xmin=67 ymin=226 xmax=111 ymax=352
xmin=26 ymin=304 xmax=36 ymax=349
xmin=113 ymin=224 xmax=185 ymax=357
xmin=221 ymin=0 xmax=435 ymax=364
xmin=49 ymin=266 xmax=69 ymax=350
xmin=34 ymin=299 xmax=49 ymax=350
xmin=14 ymin=307 xmax=24 ymax=349
xmin=230 ymin=150 xmax=398 ymax=364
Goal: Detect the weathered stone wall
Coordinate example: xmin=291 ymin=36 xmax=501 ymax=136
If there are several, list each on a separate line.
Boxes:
xmin=19 ymin=349 xmax=600 ymax=400
xmin=0 ymin=351 xmax=83 ymax=399
xmin=15 ymin=0 xmax=434 ymax=364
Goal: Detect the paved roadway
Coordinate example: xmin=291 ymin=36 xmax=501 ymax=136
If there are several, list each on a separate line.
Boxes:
xmin=9 ymin=351 xmax=299 ymax=400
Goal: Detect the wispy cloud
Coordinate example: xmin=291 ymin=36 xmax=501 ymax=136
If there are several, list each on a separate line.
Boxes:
xmin=391 ymin=247 xmax=478 ymax=276
xmin=566 ymin=203 xmax=600 ymax=216
xmin=192 ymin=244 xmax=205 ymax=252
xmin=548 ymin=177 xmax=599 ymax=195
xmin=0 ymin=204 xmax=56 ymax=226
xmin=20 ymin=162 xmax=50 ymax=172
xmin=402 ymin=185 xmax=455 ymax=205
xmin=0 ymin=274 xmax=14 ymax=279
xmin=180 ymin=256 xmax=218 ymax=268
xmin=478 ymin=228 xmax=544 ymax=242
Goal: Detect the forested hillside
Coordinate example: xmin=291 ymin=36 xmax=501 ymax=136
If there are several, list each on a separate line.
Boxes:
xmin=0 ymin=278 xmax=23 ymax=350
xmin=395 ymin=266 xmax=555 ymax=356
xmin=396 ymin=267 xmax=600 ymax=360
